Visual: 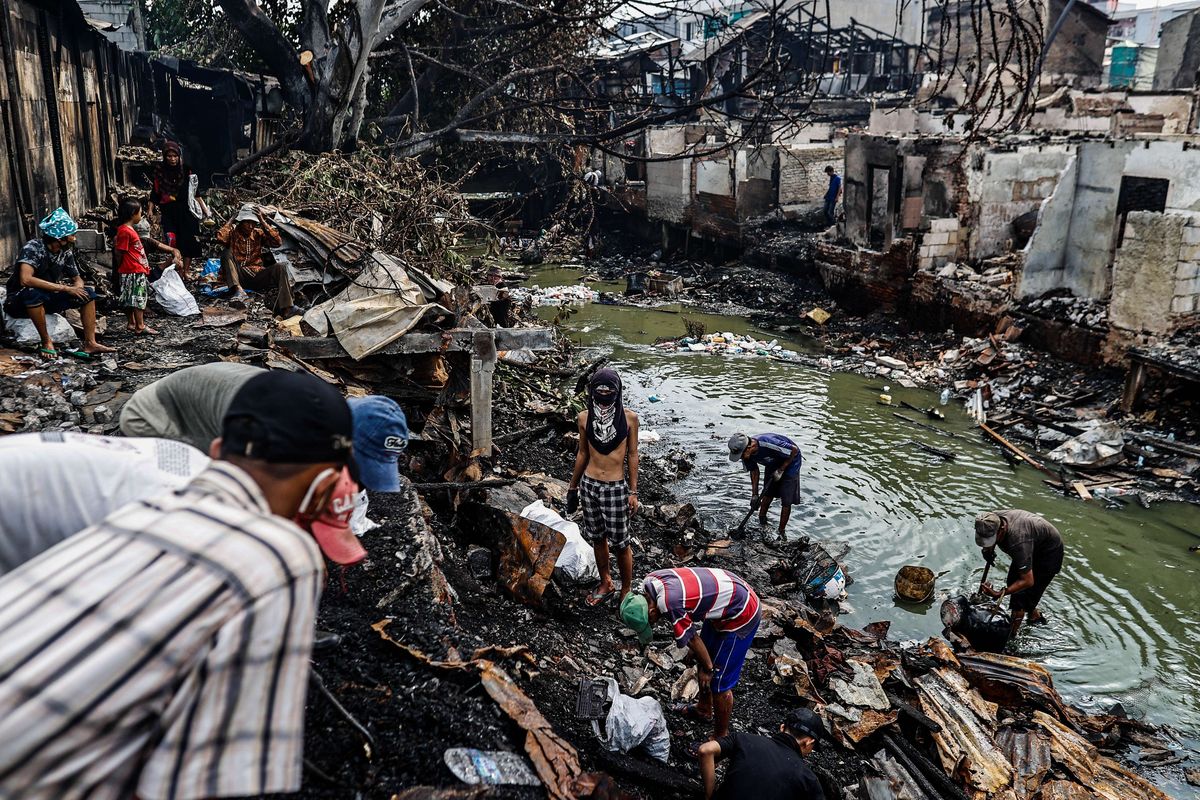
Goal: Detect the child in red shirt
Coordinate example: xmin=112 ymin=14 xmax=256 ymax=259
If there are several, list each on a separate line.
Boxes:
xmin=114 ymin=199 xmax=156 ymax=335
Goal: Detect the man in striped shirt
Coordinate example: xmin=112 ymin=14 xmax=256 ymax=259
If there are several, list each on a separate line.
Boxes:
xmin=0 ymin=370 xmax=361 ymax=799
xmin=621 ymin=567 xmax=761 ymax=739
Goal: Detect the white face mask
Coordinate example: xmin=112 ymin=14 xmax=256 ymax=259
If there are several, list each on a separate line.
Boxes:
xmin=296 ymin=468 xmax=339 ymax=517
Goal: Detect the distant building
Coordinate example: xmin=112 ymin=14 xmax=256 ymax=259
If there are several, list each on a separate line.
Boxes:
xmin=1154 ymin=7 xmax=1200 ymax=88
xmin=926 ymin=0 xmax=1110 ymax=88
xmin=76 ymin=0 xmax=145 ymax=50
xmin=1108 ymin=0 xmax=1200 ymax=46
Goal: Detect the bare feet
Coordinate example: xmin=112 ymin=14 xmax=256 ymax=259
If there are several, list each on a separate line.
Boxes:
xmin=137 ymin=325 xmax=160 ymax=335
xmin=82 ymin=341 xmax=117 ymax=354
xmin=585 ymin=583 xmax=616 ymax=606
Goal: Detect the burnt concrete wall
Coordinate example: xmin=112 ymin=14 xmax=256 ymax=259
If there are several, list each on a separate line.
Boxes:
xmin=1153 ymin=9 xmax=1200 ymax=90
xmin=1110 ymin=212 xmax=1185 ymax=333
xmin=970 ymin=146 xmax=1073 ymax=260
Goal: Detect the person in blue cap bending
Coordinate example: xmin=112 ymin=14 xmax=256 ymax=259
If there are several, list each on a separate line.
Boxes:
xmin=3 ymin=208 xmax=115 ymax=361
xmin=347 ymin=395 xmax=408 ymax=491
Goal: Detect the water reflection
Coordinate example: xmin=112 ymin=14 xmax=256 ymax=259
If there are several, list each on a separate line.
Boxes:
xmin=532 ymin=282 xmax=1200 ymax=755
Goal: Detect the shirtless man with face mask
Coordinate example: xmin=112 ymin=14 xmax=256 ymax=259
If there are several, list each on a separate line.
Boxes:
xmin=567 ymin=368 xmax=640 ymax=605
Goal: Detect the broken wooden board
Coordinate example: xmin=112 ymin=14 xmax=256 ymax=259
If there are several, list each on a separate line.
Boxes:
xmin=915 ymin=668 xmax=1013 ymax=796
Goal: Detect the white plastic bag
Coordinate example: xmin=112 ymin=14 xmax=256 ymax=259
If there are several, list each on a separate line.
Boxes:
xmin=590 ymin=677 xmax=670 ymax=762
xmin=6 ymin=313 xmax=78 ymax=346
xmin=151 ymin=266 xmax=199 ymax=316
xmin=520 ymin=500 xmax=598 ymax=583
xmin=186 ymin=174 xmax=204 ymax=220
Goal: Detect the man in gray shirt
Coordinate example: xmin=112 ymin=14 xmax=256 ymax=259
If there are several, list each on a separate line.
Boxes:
xmin=974 ymin=509 xmax=1065 ymax=635
xmin=120 ymin=362 xmax=262 ymax=450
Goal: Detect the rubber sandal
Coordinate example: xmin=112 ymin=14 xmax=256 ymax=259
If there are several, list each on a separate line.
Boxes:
xmin=584 ymin=588 xmax=616 ymax=607
xmin=63 ymin=349 xmax=96 ymax=362
xmin=670 ymin=702 xmax=714 ymax=723
xmin=37 ymin=347 xmax=58 ymax=361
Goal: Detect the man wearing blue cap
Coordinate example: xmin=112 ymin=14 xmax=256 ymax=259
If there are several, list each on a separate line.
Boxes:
xmin=3 ymin=208 xmax=115 ymax=360
xmin=348 ymin=395 xmax=409 ymax=491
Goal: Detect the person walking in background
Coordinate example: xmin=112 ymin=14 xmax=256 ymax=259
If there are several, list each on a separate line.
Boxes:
xmin=149 ymin=141 xmax=206 ymax=280
xmin=113 ymin=199 xmax=156 ymax=335
xmin=823 ymin=165 xmax=842 ymax=226
xmin=567 ymin=368 xmax=640 ymax=606
xmin=2 ymin=208 xmax=115 ymax=361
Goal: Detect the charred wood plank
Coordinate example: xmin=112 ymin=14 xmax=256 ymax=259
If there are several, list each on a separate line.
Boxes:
xmin=277 ymin=327 xmax=555 ymax=360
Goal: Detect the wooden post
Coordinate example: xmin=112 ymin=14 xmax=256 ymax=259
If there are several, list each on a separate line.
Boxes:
xmin=1119 ymin=361 xmax=1147 ymax=413
xmin=470 ymin=330 xmax=497 ymax=455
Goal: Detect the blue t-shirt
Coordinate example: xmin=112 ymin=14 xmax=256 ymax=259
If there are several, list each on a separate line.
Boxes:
xmin=825 ymin=174 xmax=842 ymax=201
xmin=743 ymin=433 xmax=802 ymax=478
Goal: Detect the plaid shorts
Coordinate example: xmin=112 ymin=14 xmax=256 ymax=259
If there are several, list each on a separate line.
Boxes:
xmin=580 ymin=475 xmax=630 ymax=550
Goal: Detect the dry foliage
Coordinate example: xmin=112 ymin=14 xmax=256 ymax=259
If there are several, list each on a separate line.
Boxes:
xmin=211 ymin=150 xmax=474 ymax=276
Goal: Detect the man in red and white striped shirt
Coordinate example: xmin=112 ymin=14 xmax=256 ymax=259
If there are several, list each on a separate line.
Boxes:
xmin=621 ymin=567 xmax=761 ymax=738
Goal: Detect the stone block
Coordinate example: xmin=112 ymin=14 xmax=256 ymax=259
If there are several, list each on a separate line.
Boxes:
xmin=1171 ymin=294 xmax=1196 ymax=314
xmin=1177 ymin=261 xmax=1200 ymax=281
xmin=925 ymin=232 xmax=949 ymax=246
xmin=1176 ymin=276 xmax=1200 ymax=296
xmin=1179 ymin=244 xmax=1200 ymax=262
xmin=930 ymin=218 xmax=959 ymax=233
xmin=1183 ymin=226 xmax=1200 ymax=245
xmin=930 ymin=244 xmax=956 ymax=257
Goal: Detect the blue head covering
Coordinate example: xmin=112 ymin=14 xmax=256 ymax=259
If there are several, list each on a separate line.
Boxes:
xmin=38 ymin=208 xmax=78 ymax=240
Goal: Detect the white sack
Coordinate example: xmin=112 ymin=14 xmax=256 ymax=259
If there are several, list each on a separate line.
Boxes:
xmin=590 ymin=677 xmax=670 ymax=762
xmin=520 ymin=500 xmax=598 ymax=583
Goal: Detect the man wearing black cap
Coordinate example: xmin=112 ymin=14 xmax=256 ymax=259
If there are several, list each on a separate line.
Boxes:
xmin=0 ymin=371 xmax=358 ymax=799
xmin=975 ymin=509 xmax=1064 ymax=636
xmin=697 ymin=707 xmax=827 ymax=800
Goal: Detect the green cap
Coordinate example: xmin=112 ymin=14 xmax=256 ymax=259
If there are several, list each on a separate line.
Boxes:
xmin=620 ymin=593 xmax=653 ymax=645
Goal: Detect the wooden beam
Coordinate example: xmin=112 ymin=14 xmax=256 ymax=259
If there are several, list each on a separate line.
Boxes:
xmin=1119 ymin=361 xmax=1147 ymax=414
xmin=275 ymin=327 xmax=555 ymax=360
xmin=470 ymin=330 xmax=497 ymax=455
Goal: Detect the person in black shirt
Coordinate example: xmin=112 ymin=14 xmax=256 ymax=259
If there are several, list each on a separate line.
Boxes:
xmin=698 ymin=707 xmax=827 ymax=800
xmin=975 ymin=509 xmax=1065 ymax=636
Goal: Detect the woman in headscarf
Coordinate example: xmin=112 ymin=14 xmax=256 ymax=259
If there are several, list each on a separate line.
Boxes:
xmin=149 ymin=141 xmax=206 ymax=280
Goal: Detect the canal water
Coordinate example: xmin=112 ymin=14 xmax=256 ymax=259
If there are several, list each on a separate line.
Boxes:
xmin=526 ymin=267 xmax=1200 ymax=790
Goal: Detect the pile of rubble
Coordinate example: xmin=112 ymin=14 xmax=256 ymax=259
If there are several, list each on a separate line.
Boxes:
xmin=654 ymin=331 xmax=803 ymax=362
xmin=1019 ymin=294 xmax=1109 ymax=330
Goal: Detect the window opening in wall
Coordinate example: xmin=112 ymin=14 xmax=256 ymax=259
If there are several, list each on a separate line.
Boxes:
xmin=867 ymin=166 xmax=892 ymax=249
xmin=1115 ymin=176 xmax=1169 ymax=247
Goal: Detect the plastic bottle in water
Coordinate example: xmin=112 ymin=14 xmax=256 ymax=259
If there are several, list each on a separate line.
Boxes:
xmin=940 ymin=388 xmax=950 ymax=406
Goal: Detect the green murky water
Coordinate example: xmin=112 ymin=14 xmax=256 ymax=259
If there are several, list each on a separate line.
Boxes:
xmin=524 ymin=266 xmax=1200 ymax=791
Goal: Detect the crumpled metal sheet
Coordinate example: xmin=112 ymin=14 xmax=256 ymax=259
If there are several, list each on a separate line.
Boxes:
xmin=996 ymin=726 xmax=1052 ymax=799
xmin=497 ymin=512 xmax=566 ymax=606
xmin=843 ymin=709 xmax=900 ymax=744
xmin=828 ymin=660 xmax=891 ymax=711
xmin=865 ymin=749 xmax=933 ymax=800
xmin=958 ymin=651 xmax=1072 ymax=721
xmin=915 ymin=668 xmax=1013 ymax=796
xmin=1030 ymin=711 xmax=1172 ymax=800
xmin=1035 ymin=780 xmax=1096 ymax=800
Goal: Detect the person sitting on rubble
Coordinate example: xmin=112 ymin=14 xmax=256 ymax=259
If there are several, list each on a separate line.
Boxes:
xmin=216 ymin=203 xmax=303 ymax=317
xmin=974 ymin=509 xmax=1065 ymax=636
xmin=2 ymin=207 xmax=116 ymax=361
xmin=728 ymin=431 xmax=803 ymax=538
xmin=620 ymin=567 xmax=761 ymax=741
xmin=566 ymin=368 xmax=640 ymax=605
xmin=697 ymin=707 xmax=828 ymax=800
xmin=120 ymin=363 xmax=410 ymax=490
xmin=0 ymin=370 xmax=362 ymax=798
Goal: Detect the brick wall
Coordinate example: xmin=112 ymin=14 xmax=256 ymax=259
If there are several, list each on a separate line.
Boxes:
xmin=917 ymin=217 xmax=961 ymax=270
xmin=778 ymin=146 xmax=842 ymax=207
xmin=1171 ymin=219 xmax=1200 ymax=314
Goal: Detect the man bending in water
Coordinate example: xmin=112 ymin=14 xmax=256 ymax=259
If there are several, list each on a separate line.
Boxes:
xmin=567 ymin=368 xmax=640 ymax=605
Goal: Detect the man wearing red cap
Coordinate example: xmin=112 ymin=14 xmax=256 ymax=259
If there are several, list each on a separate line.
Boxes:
xmin=0 ymin=370 xmax=363 ymax=799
